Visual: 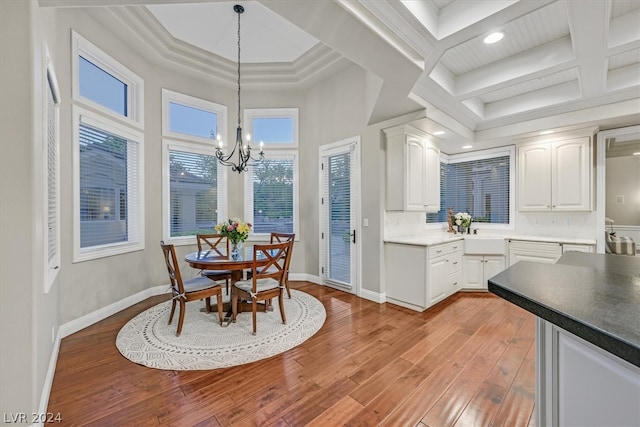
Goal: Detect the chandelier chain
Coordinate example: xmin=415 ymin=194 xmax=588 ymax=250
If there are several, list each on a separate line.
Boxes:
xmin=237 ymin=7 xmax=241 ymax=128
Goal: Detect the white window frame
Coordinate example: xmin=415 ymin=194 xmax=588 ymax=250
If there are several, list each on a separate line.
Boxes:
xmin=244 ymin=150 xmax=300 ymax=241
xmin=72 ymin=30 xmax=144 ymax=129
xmin=161 ymin=89 xmax=228 ymax=244
xmin=71 ymin=32 xmax=145 ymax=262
xmin=162 ymin=89 xmax=227 ymax=145
xmin=161 ymin=139 xmax=227 ymax=245
xmin=44 ymin=44 xmax=61 ymax=292
xmin=72 ymin=106 xmax=145 ymax=262
xmin=426 ymin=146 xmax=515 ymax=230
xmin=244 ymin=108 xmax=299 ymax=148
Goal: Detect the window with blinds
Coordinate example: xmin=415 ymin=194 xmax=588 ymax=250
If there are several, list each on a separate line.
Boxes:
xmin=244 ymin=108 xmax=299 ymax=239
xmin=73 ymin=32 xmax=144 ymax=261
xmin=168 ymin=149 xmax=220 ymax=236
xmin=79 ymin=122 xmax=140 ymax=248
xmin=46 ymin=63 xmax=60 ymax=289
xmin=249 ymin=157 xmax=295 ymax=234
xmin=161 ymin=90 xmax=226 ymax=243
xmin=427 ymin=150 xmax=513 ymax=225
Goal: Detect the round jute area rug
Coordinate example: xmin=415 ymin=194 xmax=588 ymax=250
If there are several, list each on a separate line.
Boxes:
xmin=116 ymin=289 xmax=326 ymax=370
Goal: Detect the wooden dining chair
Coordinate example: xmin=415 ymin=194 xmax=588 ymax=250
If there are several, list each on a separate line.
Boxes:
xmin=160 ymin=241 xmax=224 ymax=336
xmin=196 ymin=233 xmax=232 ymax=294
xmin=270 ymin=232 xmax=295 ymax=298
xmin=231 ymin=241 xmax=292 ymax=335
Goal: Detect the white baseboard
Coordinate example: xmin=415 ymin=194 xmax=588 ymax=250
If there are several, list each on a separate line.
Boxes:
xmin=360 ymin=288 xmax=385 ymax=304
xmin=58 ymin=285 xmax=169 ymax=339
xmin=290 ymin=273 xmax=321 ymax=285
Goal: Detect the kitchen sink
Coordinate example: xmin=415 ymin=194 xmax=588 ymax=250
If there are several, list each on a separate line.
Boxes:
xmin=463 ymin=236 xmax=506 ymax=255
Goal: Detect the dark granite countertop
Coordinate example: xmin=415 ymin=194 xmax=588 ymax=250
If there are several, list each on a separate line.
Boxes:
xmin=488 ymin=253 xmax=640 ymax=368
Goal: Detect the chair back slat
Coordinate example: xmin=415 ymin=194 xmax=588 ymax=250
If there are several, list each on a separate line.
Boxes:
xmin=160 ymin=241 xmax=185 ymax=295
xmin=251 ymin=241 xmax=291 ymax=291
xmin=196 ymin=233 xmax=229 ymax=257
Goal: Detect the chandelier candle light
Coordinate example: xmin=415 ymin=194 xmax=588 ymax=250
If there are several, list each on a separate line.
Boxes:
xmin=215 ymin=4 xmax=264 ymax=173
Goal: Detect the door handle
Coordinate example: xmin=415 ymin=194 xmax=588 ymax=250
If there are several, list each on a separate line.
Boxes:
xmin=351 ymin=230 xmax=356 ymax=244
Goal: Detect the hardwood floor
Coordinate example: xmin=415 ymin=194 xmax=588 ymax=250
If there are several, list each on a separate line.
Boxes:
xmin=48 ymin=282 xmax=536 ymax=426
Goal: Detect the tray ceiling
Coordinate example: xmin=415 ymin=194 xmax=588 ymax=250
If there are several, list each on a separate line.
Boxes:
xmin=39 ymin=0 xmax=640 ymax=147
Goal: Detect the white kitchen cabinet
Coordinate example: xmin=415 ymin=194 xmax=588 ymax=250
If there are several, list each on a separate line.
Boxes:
xmin=384 ymin=243 xmax=428 ymax=311
xmin=518 ymin=137 xmax=591 ymax=212
xmin=384 ymin=240 xmax=461 ymax=312
xmin=537 ymin=319 xmax=640 ymax=427
xmin=562 ymin=243 xmax=594 ymax=253
xmin=428 ymin=241 xmax=462 ymax=306
xmin=462 ymin=255 xmax=505 ymax=290
xmin=384 ymin=124 xmax=440 ymax=212
xmin=508 ymin=240 xmax=563 ymax=267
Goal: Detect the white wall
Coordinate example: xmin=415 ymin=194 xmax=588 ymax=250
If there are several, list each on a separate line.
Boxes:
xmin=0 ymin=0 xmax=59 ymax=418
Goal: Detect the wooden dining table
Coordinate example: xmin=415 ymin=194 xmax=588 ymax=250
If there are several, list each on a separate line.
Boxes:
xmin=184 ymin=246 xmax=272 ymax=324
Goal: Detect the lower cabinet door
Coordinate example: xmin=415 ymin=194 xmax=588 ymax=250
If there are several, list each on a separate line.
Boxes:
xmin=462 ymin=255 xmax=484 ymax=289
xmin=428 ymin=256 xmax=449 ymax=306
xmin=483 ymin=256 xmax=506 ymax=283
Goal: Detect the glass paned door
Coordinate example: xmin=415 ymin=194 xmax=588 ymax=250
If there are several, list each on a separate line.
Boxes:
xmin=320 ymin=139 xmax=359 ymax=293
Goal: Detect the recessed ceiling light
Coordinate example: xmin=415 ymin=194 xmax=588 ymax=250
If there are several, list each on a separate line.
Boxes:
xmin=433 ymin=131 xmax=445 ymax=135
xmin=462 ymin=145 xmax=472 ymax=149
xmin=539 ymin=130 xmax=554 ymax=135
xmin=483 ymin=31 xmax=504 ymax=44
xmin=633 ymin=152 xmax=640 ymax=156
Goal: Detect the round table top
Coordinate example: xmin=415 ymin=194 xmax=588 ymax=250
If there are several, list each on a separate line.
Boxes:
xmin=184 ymin=247 xmax=266 ymax=271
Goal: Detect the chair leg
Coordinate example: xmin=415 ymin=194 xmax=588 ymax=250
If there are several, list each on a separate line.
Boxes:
xmin=251 ymin=298 xmax=258 ymax=335
xmin=215 ymin=293 xmax=223 ymax=325
xmin=205 ymin=297 xmax=212 ymax=313
xmin=168 ymin=299 xmax=177 ymax=325
xmin=176 ymin=300 xmax=186 ymax=336
xmin=279 ymin=289 xmax=287 ymax=325
xmin=285 ymin=275 xmax=292 ymax=299
xmin=231 ymin=291 xmax=238 ymax=323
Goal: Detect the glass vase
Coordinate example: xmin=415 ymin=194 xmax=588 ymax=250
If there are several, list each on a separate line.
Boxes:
xmin=230 ymin=241 xmax=242 ymax=260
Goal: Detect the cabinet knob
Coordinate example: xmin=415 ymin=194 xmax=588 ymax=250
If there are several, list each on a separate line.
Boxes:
xmin=436 ymin=250 xmax=442 ymax=253
xmin=453 ymin=282 xmax=458 ymax=286
xmin=552 ymin=205 xmax=556 ymax=208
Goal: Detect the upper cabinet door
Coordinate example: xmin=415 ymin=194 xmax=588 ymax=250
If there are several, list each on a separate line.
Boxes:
xmin=552 ymin=137 xmax=591 ymax=211
xmin=518 ymin=136 xmax=592 ymax=212
xmin=424 ymin=142 xmax=441 ymax=212
xmin=518 ymin=144 xmax=552 ymax=211
xmin=405 ymin=137 xmax=427 ymax=210
xmin=384 ymin=124 xmax=441 ymax=212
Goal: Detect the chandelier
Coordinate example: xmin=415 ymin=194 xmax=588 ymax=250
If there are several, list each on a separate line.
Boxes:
xmin=215 ymin=4 xmax=264 ymax=173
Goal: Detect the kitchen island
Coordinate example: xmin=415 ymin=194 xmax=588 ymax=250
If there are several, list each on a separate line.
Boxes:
xmin=488 ymin=252 xmax=639 ymax=427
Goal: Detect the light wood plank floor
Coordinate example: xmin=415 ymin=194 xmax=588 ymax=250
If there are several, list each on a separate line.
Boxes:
xmin=48 ymin=282 xmax=536 ymax=426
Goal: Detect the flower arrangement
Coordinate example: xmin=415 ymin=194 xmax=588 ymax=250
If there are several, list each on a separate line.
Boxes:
xmin=454 ymin=212 xmax=472 ymax=228
xmin=214 ymin=218 xmax=252 ymax=244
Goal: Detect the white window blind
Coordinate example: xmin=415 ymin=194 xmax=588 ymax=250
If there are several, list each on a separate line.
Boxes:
xmin=427 ymin=153 xmax=511 ymax=224
xmin=168 ymin=149 xmax=220 ymax=237
xmin=79 ymin=122 xmax=140 ymax=248
xmin=320 ymin=149 xmax=355 ymax=286
xmin=46 ymin=66 xmax=60 ymax=284
xmin=249 ymin=157 xmax=295 ymax=234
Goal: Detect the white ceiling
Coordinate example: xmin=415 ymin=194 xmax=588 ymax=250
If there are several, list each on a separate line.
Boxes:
xmin=40 ymin=0 xmax=640 ymax=149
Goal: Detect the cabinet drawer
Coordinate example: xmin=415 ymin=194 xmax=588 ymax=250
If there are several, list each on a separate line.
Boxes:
xmin=448 ymin=252 xmax=462 ymax=274
xmin=508 ymin=240 xmax=562 ymax=254
xmin=429 ymin=240 xmax=463 ymax=259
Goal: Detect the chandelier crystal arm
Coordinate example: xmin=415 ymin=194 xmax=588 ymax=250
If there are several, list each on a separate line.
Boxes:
xmin=215 ymin=4 xmax=264 ymax=174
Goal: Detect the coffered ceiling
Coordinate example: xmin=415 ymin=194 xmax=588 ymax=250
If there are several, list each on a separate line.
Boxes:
xmin=40 ymin=0 xmax=640 ymax=148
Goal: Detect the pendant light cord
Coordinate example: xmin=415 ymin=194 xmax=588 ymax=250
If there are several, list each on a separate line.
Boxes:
xmin=237 ymin=6 xmax=242 ymax=129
